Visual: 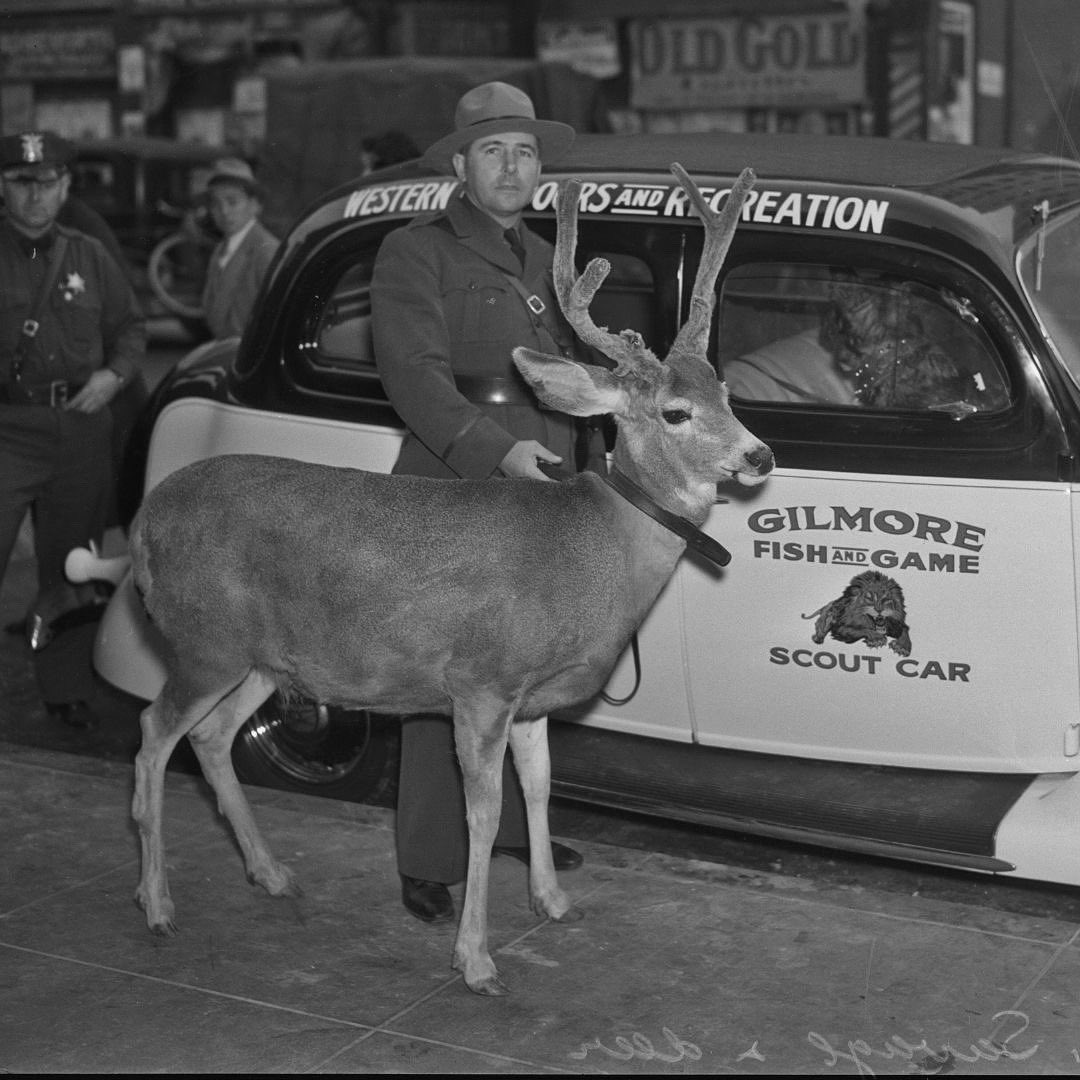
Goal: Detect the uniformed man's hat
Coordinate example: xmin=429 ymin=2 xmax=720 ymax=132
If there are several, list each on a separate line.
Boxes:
xmin=422 ymin=82 xmax=575 ymax=174
xmin=0 ymin=131 xmax=74 ymax=179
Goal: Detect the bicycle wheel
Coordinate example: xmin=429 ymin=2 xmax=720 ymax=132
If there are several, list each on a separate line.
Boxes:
xmin=148 ymin=232 xmax=211 ymax=320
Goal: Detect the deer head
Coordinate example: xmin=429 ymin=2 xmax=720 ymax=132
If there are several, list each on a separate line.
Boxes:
xmin=514 ymin=164 xmax=771 ymax=524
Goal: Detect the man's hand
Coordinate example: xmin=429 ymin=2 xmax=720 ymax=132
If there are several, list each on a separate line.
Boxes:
xmin=66 ymin=368 xmax=124 ymax=414
xmin=497 ymin=440 xmax=562 ymax=481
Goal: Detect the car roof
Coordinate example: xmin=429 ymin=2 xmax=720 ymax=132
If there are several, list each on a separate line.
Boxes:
xmin=280 ymin=132 xmax=1080 ymax=286
xmin=559 ymin=132 xmax=1054 ymax=188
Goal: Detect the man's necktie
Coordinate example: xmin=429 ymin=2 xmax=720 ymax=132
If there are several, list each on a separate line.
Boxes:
xmin=504 ymin=227 xmax=525 ymax=271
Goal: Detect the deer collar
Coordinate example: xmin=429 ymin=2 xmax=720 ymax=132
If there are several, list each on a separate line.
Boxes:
xmin=603 ymin=469 xmax=731 ymax=567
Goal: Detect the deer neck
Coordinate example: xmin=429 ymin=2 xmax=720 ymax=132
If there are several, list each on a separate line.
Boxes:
xmin=603 ymin=467 xmax=731 ymax=569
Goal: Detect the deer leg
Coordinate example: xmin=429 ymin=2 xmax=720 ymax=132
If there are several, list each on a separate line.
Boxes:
xmin=507 ymin=715 xmax=580 ymax=923
xmin=185 ymin=669 xmax=298 ymax=898
xmin=451 ymin=702 xmax=514 ymax=996
xmin=132 ymin=677 xmax=240 ymax=935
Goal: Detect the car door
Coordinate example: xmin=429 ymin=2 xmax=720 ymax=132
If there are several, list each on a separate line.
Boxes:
xmin=678 ymin=241 xmax=1078 ymax=774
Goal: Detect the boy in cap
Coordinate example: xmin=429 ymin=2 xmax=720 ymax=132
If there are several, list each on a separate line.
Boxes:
xmin=201 ymin=157 xmax=279 ymax=340
xmin=0 ymin=130 xmax=146 ymax=728
xmin=372 ymin=82 xmax=596 ymax=923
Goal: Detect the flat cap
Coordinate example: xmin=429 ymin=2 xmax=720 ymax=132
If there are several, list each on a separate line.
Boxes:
xmin=0 ymin=131 xmax=74 ymax=174
xmin=207 ymin=157 xmax=262 ymax=198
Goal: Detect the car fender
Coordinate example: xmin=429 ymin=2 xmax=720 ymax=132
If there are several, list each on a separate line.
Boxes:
xmin=94 ymin=397 xmax=404 ymax=700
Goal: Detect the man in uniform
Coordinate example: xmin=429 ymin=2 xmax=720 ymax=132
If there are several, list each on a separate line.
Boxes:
xmin=0 ymin=131 xmax=146 ymax=729
xmin=372 ymin=82 xmax=599 ymax=923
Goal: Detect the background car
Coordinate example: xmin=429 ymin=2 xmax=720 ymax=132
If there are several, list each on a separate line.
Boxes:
xmin=96 ymin=131 xmax=1080 ymax=889
xmin=70 ymin=137 xmax=226 ymax=335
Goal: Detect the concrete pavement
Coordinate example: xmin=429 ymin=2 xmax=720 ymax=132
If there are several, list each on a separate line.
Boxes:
xmin=2 ymin=739 xmax=1080 ymax=1074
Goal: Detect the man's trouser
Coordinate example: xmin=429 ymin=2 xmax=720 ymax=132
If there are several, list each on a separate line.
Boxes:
xmin=0 ymin=404 xmax=113 ymax=705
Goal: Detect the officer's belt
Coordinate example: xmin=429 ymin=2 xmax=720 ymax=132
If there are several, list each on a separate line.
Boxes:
xmin=0 ymin=379 xmax=85 ymax=407
xmin=454 ymin=374 xmax=536 ymax=405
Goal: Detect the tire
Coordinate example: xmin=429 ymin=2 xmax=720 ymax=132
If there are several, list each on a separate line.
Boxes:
xmin=147 ymin=231 xmax=211 ymax=320
xmin=232 ymin=694 xmax=398 ymax=804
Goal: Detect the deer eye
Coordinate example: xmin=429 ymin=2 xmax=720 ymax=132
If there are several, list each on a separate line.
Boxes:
xmin=662 ymin=408 xmax=692 ymax=425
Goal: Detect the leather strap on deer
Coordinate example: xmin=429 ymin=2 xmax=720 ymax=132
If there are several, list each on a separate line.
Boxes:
xmin=604 ymin=468 xmax=732 ymax=568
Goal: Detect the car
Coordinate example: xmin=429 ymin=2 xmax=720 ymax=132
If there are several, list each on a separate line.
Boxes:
xmin=94 ymin=131 xmax=1080 ymax=888
xmin=69 ymin=137 xmax=225 ymax=331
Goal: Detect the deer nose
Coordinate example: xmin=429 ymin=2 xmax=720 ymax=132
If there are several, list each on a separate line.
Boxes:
xmin=745 ymin=446 xmax=774 ymax=474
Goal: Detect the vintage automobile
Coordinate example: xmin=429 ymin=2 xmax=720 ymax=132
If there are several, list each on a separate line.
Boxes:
xmin=95 ymin=131 xmax=1080 ymax=888
xmin=70 ymin=137 xmax=224 ymax=331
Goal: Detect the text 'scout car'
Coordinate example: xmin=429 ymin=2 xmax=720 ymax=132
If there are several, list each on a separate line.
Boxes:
xmin=97 ymin=132 xmax=1080 ymax=888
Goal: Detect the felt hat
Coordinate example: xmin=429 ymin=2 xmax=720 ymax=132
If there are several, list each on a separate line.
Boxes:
xmin=422 ymin=81 xmax=575 ymax=174
xmin=0 ymin=131 xmax=74 ymax=177
xmin=207 ymin=157 xmax=263 ymax=198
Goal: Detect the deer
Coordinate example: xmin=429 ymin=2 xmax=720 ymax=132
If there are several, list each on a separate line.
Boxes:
xmin=127 ymin=162 xmax=772 ymax=996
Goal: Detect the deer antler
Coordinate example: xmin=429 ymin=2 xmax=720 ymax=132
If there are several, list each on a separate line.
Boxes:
xmin=553 ymin=179 xmax=659 ymax=377
xmin=667 ymin=163 xmax=756 ymax=365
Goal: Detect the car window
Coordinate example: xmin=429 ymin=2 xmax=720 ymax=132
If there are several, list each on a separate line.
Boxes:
xmin=718 ymin=264 xmax=1011 ymax=417
xmin=71 ymin=159 xmax=127 ymax=217
xmin=315 ymin=258 xmax=377 ymax=372
xmin=1019 ymin=205 xmax=1080 ymax=391
xmin=575 ymin=249 xmax=657 ymax=350
xmin=305 ymin=243 xmax=655 ymax=379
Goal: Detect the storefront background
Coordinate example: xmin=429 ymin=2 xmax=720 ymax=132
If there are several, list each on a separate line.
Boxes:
xmin=0 ymin=0 xmax=1075 ymax=159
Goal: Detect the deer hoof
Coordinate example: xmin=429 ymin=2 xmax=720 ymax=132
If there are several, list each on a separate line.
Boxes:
xmin=246 ymin=862 xmax=300 ymax=897
xmin=531 ymin=887 xmax=580 ymax=922
xmin=466 ymin=972 xmax=510 ymax=996
xmin=135 ymin=891 xmax=176 ymax=935
xmin=455 ymin=953 xmax=509 ymax=996
xmin=550 ymin=905 xmax=584 ymax=924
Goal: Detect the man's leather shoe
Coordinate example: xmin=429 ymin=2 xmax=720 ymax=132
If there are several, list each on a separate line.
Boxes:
xmin=400 ymin=875 xmax=454 ymax=923
xmin=493 ymin=841 xmax=584 ymax=871
xmin=45 ymin=701 xmax=99 ymax=731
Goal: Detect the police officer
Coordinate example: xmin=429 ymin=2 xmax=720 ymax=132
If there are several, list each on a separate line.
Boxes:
xmin=372 ymin=83 xmax=598 ymax=923
xmin=0 ymin=131 xmax=146 ymax=729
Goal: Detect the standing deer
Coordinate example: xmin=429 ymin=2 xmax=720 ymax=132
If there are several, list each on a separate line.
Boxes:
xmin=129 ymin=163 xmax=772 ymax=996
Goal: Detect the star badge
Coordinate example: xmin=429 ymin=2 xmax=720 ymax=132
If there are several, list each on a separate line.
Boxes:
xmin=60 ymin=271 xmax=85 ymax=300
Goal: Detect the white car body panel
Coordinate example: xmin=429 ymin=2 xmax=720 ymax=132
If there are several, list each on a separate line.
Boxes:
xmin=684 ymin=468 xmax=1078 ymax=773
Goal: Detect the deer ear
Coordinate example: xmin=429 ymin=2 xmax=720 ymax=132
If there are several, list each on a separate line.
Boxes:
xmin=513 ymin=347 xmax=626 ymax=417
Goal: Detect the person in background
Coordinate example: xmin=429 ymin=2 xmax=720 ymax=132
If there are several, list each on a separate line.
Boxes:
xmin=372 ymin=81 xmax=599 ymax=924
xmin=200 ymin=158 xmax=279 ymax=340
xmin=0 ymin=130 xmax=146 ymax=729
xmin=360 ymin=130 xmax=420 ymax=174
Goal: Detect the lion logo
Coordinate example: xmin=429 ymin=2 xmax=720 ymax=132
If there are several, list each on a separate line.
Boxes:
xmin=803 ymin=570 xmax=911 ymax=656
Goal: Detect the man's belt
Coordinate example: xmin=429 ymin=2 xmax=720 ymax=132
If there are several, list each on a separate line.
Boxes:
xmin=0 ymin=379 xmax=85 ymax=407
xmin=454 ymin=374 xmax=536 ymax=405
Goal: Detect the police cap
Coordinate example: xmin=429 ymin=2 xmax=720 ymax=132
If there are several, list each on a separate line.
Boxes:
xmin=0 ymin=131 xmax=74 ymax=180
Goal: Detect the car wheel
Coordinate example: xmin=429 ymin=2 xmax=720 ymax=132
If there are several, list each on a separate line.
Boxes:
xmin=232 ymin=694 xmax=398 ymax=803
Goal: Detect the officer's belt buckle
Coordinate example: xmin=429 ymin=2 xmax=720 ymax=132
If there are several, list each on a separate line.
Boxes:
xmin=49 ymin=380 xmax=69 ymax=407
xmin=526 ymin=294 xmax=546 ymax=315
xmin=21 ymin=319 xmax=39 ymax=338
